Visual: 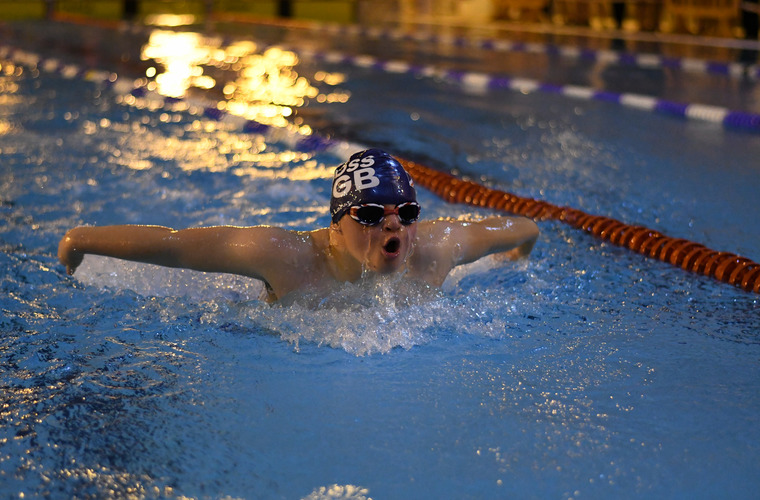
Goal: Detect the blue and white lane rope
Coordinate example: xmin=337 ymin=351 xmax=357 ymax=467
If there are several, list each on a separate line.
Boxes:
xmin=287 ymin=44 xmax=760 ymax=131
xmin=3 ymin=38 xmax=760 ymax=132
xmin=223 ymin=16 xmax=760 ymax=81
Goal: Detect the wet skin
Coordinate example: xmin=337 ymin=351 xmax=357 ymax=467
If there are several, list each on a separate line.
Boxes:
xmin=332 ymin=204 xmax=417 ymax=276
xmin=58 ymin=208 xmax=539 ymax=302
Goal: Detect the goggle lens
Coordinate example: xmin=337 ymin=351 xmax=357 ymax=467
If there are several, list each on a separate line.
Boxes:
xmin=351 ymin=202 xmax=420 ymax=226
xmin=397 ymin=203 xmax=421 ymax=224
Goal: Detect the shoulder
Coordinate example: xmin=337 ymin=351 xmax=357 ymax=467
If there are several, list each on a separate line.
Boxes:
xmin=413 ymin=218 xmax=478 ymax=260
xmin=231 ymin=226 xmax=330 ymax=295
xmin=416 ymin=218 xmax=467 ymax=235
xmin=407 ymin=219 xmax=465 ymax=283
xmin=414 ymin=218 xmax=474 ymax=249
xmin=207 ymin=225 xmax=324 ymax=275
xmin=249 ymin=226 xmax=327 ymax=263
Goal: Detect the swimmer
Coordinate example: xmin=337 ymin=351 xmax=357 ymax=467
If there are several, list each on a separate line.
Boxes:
xmin=58 ymin=149 xmax=539 ymax=302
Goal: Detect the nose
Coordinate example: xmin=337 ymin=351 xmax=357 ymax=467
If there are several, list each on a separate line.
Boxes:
xmin=381 ymin=213 xmax=402 ymax=231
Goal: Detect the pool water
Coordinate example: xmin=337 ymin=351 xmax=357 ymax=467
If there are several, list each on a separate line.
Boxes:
xmin=2 ymin=19 xmax=760 ymax=499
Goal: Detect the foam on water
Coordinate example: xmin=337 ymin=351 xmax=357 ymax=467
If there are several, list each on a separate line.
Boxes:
xmin=74 ymin=253 xmax=536 ymax=356
xmin=75 ymin=255 xmax=266 ymax=302
xmin=303 ymin=484 xmax=372 ymax=500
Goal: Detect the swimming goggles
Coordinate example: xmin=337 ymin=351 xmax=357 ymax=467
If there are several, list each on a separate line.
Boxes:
xmin=349 ymin=202 xmax=421 ymax=226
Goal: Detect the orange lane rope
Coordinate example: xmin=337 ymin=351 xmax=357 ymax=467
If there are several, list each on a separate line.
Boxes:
xmin=399 ymin=158 xmax=760 ymax=294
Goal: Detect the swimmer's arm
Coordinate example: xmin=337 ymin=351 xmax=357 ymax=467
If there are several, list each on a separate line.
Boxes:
xmin=428 ymin=216 xmax=539 ymax=266
xmin=57 ymin=224 xmax=299 ymax=279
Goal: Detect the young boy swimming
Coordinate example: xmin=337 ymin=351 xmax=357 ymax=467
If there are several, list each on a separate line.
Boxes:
xmin=58 ymin=149 xmax=539 ymax=302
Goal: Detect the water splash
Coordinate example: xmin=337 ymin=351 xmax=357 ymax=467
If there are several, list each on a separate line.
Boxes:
xmin=72 ymin=254 xmax=535 ymax=356
xmin=74 ymin=254 xmax=265 ymax=302
xmin=303 ymin=484 xmax=372 ymax=500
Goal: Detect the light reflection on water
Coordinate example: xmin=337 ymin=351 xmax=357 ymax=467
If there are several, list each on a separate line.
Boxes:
xmin=138 ymin=29 xmax=348 ymax=131
xmin=141 ymin=30 xmax=218 ymax=97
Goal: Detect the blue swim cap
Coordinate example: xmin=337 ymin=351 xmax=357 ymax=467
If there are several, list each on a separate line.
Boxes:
xmin=330 ymin=149 xmax=417 ymax=224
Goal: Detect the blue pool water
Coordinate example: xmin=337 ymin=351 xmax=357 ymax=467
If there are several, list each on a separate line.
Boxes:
xmin=2 ymin=19 xmax=760 ymax=499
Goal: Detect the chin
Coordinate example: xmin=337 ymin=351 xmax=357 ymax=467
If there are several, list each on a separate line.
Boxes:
xmin=374 ymin=263 xmax=404 ymax=274
xmin=370 ymin=254 xmax=408 ymax=274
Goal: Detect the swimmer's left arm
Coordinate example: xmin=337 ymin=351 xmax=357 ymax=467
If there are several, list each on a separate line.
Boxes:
xmin=426 ymin=216 xmax=539 ymax=266
xmin=468 ymin=216 xmax=539 ymax=262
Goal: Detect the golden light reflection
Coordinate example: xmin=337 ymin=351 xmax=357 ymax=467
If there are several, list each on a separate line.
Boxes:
xmin=313 ymin=70 xmax=346 ymax=86
xmin=233 ymin=157 xmax=335 ymax=181
xmin=0 ymin=93 xmax=22 ymax=104
xmin=0 ymin=119 xmax=17 ymax=135
xmin=141 ymin=30 xmax=219 ymax=98
xmin=0 ymin=71 xmax=20 ymax=94
xmin=140 ymin=30 xmax=350 ymax=130
xmin=108 ymin=115 xmax=337 ymax=180
xmin=1 ymin=62 xmax=23 ymax=77
xmin=144 ymin=14 xmax=197 ymax=27
xmin=219 ymin=45 xmax=318 ymax=129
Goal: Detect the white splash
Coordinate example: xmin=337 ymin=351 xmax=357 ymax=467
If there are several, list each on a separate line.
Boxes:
xmin=74 ymin=254 xmax=264 ymax=301
xmin=302 ymin=484 xmax=372 ymax=500
xmin=74 ymin=254 xmax=535 ymax=356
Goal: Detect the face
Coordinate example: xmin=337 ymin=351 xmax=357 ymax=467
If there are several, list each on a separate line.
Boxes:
xmin=334 ymin=203 xmax=418 ymax=275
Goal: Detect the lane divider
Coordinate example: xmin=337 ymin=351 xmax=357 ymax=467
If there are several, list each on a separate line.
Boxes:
xmin=5 ymin=42 xmax=758 ymax=293
xmin=284 ymin=44 xmax=760 ymax=132
xmin=398 ymin=158 xmax=760 ymax=294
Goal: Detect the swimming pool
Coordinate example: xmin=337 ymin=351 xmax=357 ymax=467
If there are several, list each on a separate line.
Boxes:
xmin=2 ymin=17 xmax=759 ymax=499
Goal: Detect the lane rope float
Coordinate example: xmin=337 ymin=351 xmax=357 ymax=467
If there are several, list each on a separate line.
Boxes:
xmin=398 ymin=158 xmax=760 ymax=294
xmin=5 ymin=41 xmax=758 ymax=294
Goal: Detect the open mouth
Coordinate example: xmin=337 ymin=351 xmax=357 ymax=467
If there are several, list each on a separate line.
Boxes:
xmin=383 ymin=237 xmax=401 ymax=255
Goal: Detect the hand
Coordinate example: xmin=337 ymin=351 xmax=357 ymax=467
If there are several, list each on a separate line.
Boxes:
xmin=490 ymin=248 xmax=522 ymax=262
xmin=492 ymin=239 xmax=536 ymax=262
xmin=58 ymin=229 xmax=84 ymax=275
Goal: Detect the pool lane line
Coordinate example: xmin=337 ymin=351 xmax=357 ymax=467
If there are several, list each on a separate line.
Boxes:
xmin=279 ymin=44 xmax=760 ymax=132
xmin=397 ymin=158 xmax=760 ymax=294
xmin=116 ymin=20 xmax=760 ymax=133
xmin=214 ymin=13 xmax=760 ymax=81
xmin=9 ymin=41 xmax=759 ymax=293
xmin=44 ymin=7 xmax=760 ymax=84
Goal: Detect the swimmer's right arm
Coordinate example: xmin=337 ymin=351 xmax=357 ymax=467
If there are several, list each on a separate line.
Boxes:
xmin=57 ymin=224 xmax=297 ymax=279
